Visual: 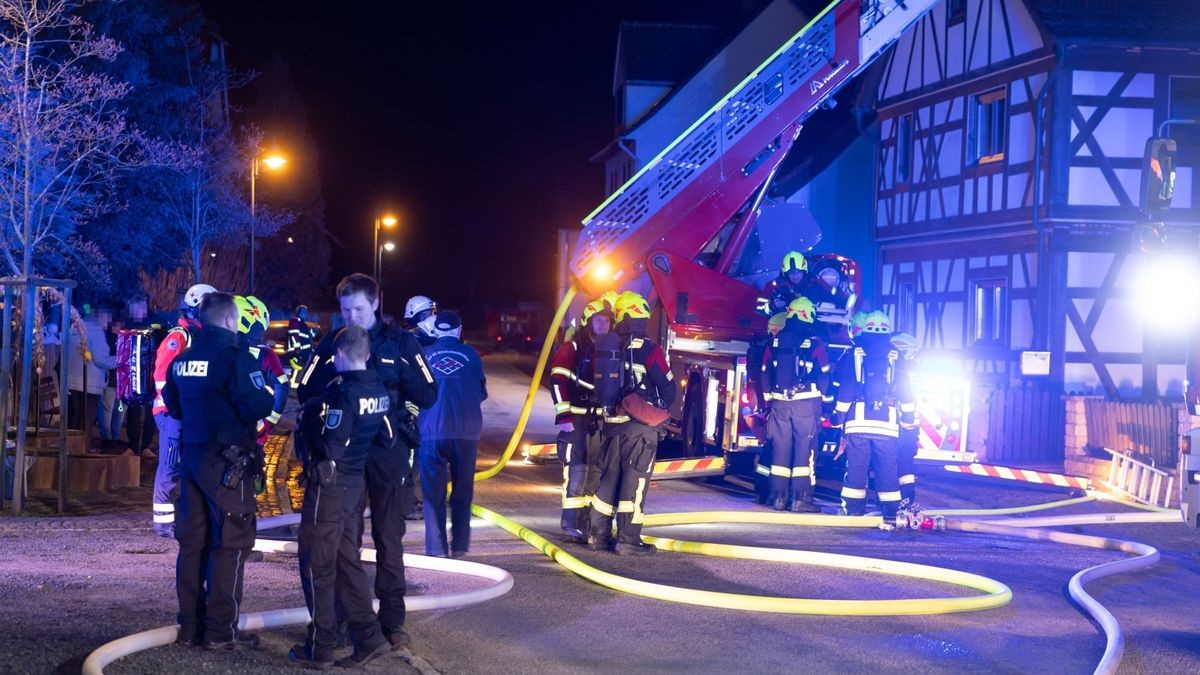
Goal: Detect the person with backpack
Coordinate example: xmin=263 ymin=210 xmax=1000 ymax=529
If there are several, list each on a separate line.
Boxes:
xmin=759 ymin=297 xmax=830 ymax=512
xmin=549 ymin=293 xmax=615 ymax=543
xmin=587 ymin=291 xmax=675 ymax=556
xmin=150 ymin=283 xmax=216 ymax=538
xmin=831 ymin=311 xmax=915 ymax=528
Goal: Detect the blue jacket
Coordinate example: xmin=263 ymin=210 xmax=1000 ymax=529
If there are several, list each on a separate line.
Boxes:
xmin=419 ymin=336 xmax=487 ymax=441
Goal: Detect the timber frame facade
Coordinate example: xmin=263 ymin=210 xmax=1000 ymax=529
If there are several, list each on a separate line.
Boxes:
xmin=871 ymin=0 xmax=1200 ymax=399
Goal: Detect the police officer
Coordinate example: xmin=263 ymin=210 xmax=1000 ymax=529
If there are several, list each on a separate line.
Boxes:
xmin=151 ymin=282 xmax=215 ymax=538
xmin=832 ymin=311 xmax=915 ymax=528
xmin=297 ymin=273 xmax=437 ymax=649
xmin=417 ymin=311 xmax=487 ymax=557
xmin=162 ymin=292 xmax=274 ymax=648
xmin=549 ymin=295 xmax=614 ymax=543
xmin=404 ymin=295 xmax=437 ymax=347
xmin=759 ymin=297 xmax=829 ymax=512
xmin=588 ymin=291 xmax=676 ymax=556
xmin=890 ymin=332 xmax=920 ymax=507
xmin=289 ymin=326 xmax=393 ymax=669
xmin=288 ymin=304 xmax=317 ymax=380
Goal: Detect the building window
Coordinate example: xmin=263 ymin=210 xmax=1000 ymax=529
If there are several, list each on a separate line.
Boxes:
xmin=968 ymin=87 xmax=1007 ymax=166
xmin=970 ymin=278 xmax=1007 ymax=347
xmin=898 ymin=281 xmax=916 ymax=333
xmin=947 ymin=0 xmax=967 ymax=26
xmin=1169 ymin=75 xmax=1200 ymax=162
xmin=897 ymin=113 xmax=913 ymax=184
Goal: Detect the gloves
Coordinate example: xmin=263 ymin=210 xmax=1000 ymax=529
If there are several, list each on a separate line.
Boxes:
xmin=755 ymin=296 xmax=771 ymax=316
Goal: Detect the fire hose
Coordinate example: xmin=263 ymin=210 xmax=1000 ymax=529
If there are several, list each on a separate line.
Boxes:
xmin=81 ymin=514 xmax=514 ymax=675
xmin=467 ymin=285 xmax=1175 ymax=675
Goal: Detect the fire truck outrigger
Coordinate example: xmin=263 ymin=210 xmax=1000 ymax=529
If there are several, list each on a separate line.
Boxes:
xmin=569 ymin=0 xmax=973 ymax=480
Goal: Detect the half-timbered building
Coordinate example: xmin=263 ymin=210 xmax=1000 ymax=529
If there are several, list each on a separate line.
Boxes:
xmin=872 ymin=0 xmax=1200 ymax=401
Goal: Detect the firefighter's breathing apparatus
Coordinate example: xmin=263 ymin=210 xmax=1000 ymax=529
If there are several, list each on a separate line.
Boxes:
xmin=468 ymin=284 xmax=1174 ymax=675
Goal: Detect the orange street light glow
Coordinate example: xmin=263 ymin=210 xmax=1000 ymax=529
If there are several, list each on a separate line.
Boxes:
xmin=261 ymin=155 xmax=287 ymax=170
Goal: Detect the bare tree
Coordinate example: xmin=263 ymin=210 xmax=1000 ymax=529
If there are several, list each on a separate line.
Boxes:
xmin=0 ymin=0 xmax=153 ymax=279
xmin=148 ymin=38 xmax=290 ymax=285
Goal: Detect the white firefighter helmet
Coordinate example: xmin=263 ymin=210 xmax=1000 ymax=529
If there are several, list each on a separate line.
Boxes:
xmin=405 ymin=295 xmax=436 ymax=320
xmin=182 ymin=283 xmax=217 ymax=310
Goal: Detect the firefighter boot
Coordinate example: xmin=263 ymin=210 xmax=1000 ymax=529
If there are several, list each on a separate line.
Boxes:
xmin=614 ymin=541 xmax=656 ymax=556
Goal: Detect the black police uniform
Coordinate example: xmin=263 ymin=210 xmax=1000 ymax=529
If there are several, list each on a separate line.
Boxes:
xmin=297 ymin=318 xmax=437 ymax=643
xmin=293 ymin=370 xmax=394 ymax=664
xmin=162 ymin=325 xmax=274 ymax=646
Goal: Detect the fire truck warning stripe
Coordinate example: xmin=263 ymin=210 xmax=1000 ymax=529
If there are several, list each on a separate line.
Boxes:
xmin=652 ymin=457 xmax=725 ymax=476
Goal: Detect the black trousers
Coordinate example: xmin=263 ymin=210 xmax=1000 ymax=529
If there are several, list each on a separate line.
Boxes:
xmin=125 ymin=402 xmax=157 ymax=452
xmin=765 ymin=398 xmax=820 ymax=503
xmin=362 ymin=449 xmax=410 ymax=635
xmin=298 ymin=477 xmax=384 ymax=656
xmin=557 ymin=421 xmax=602 ymax=534
xmin=589 ymin=421 xmax=658 ymax=545
xmin=418 ymin=438 xmax=477 ymax=556
xmin=897 ymin=426 xmax=919 ymax=502
xmin=175 ymin=449 xmax=257 ymax=643
xmin=840 ymin=433 xmax=901 ymax=518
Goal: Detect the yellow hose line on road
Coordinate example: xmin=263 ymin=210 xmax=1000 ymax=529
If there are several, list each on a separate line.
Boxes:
xmin=473 ymin=504 xmax=1012 ymax=615
xmin=473 ymin=285 xmax=576 ymax=482
xmin=925 ymin=495 xmax=1096 ymax=517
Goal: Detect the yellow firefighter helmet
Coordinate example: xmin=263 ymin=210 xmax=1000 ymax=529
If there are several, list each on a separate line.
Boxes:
xmin=614 ymin=291 xmax=651 ymax=323
xmin=785 ymin=296 xmax=816 ymax=323
xmin=781 ymin=250 xmax=808 ymax=274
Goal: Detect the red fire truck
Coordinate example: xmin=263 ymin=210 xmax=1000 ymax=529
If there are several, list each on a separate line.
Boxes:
xmin=569 ymin=0 xmax=971 ymax=478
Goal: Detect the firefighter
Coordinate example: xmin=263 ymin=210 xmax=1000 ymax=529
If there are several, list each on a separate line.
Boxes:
xmin=754 ymin=312 xmax=788 ymax=503
xmin=832 ymin=311 xmax=915 ymax=528
xmin=404 ymin=295 xmax=437 ymax=347
xmin=549 ymin=294 xmax=614 ymax=543
xmin=297 ymin=273 xmax=437 ymax=650
xmin=755 ymin=251 xmax=809 ymax=317
xmin=162 ymin=292 xmax=274 ymax=648
xmin=289 ymin=326 xmax=393 ymax=669
xmin=588 ymin=291 xmax=676 ymax=556
xmin=235 ymin=296 xmax=288 ymax=447
xmin=891 ymin=332 xmax=921 ymax=507
xmin=287 ymin=304 xmax=317 ymax=384
xmin=759 ymin=298 xmax=829 ymax=512
xmin=150 ymin=282 xmax=215 ymax=538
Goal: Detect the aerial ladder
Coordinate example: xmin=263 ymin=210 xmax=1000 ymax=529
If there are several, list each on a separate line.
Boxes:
xmin=569 ymin=0 xmax=956 ymax=477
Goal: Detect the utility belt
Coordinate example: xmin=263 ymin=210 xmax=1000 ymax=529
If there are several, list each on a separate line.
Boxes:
xmin=765 ymin=384 xmax=820 ymax=402
xmin=220 ymin=443 xmax=265 ymax=494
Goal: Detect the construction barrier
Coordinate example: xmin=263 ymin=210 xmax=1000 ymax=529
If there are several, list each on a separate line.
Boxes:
xmin=944 ymin=462 xmax=1090 ymax=490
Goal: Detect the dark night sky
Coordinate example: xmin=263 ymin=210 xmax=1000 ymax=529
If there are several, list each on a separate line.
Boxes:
xmin=198 ymin=0 xmax=762 ymax=311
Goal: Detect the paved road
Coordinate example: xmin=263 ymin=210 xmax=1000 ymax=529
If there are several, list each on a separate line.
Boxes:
xmin=311 ymin=352 xmax=1200 ymax=674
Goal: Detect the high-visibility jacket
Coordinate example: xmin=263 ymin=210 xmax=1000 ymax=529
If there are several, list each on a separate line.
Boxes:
xmin=151 ymin=317 xmax=200 ymax=415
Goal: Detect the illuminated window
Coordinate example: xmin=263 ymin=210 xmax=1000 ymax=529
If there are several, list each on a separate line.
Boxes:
xmin=897 ymin=113 xmax=913 ymax=184
xmin=968 ymin=87 xmax=1007 ymax=166
xmin=947 ymin=0 xmax=967 ymax=25
xmin=970 ymin=278 xmax=1007 ymax=347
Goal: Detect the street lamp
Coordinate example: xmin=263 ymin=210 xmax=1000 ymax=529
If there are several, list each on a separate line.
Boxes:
xmin=373 ymin=214 xmax=398 ymax=283
xmin=250 ymin=149 xmax=287 ymax=295
xmin=378 ymin=241 xmax=396 ymax=291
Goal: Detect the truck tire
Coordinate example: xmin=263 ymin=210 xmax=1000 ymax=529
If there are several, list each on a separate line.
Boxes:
xmin=681 ymin=377 xmax=706 ymax=458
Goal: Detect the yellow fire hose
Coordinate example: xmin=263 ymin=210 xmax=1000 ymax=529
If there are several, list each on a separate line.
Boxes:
xmin=467 ymin=284 xmax=1168 ymax=675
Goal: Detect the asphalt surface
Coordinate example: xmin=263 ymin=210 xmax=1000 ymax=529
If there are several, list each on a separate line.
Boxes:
xmin=2 ymin=351 xmax=1199 ymax=673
